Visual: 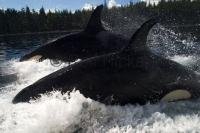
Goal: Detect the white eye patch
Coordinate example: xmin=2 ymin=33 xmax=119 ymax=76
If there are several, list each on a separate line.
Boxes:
xmin=29 ymin=55 xmax=42 ymax=62
xmin=161 ymin=90 xmax=191 ymax=102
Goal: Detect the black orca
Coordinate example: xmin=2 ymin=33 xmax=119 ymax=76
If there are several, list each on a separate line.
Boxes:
xmin=13 ymin=18 xmax=200 ymax=105
xmin=20 ymin=5 xmax=129 ymax=62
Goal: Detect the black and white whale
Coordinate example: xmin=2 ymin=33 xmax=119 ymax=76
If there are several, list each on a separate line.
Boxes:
xmin=20 ymin=5 xmax=129 ymax=62
xmin=13 ymin=18 xmax=200 ymax=105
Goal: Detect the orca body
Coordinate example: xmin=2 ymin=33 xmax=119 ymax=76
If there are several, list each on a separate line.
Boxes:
xmin=13 ymin=18 xmax=200 ymax=105
xmin=20 ymin=5 xmax=129 ymax=62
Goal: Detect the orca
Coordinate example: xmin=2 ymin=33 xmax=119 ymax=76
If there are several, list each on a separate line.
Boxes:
xmin=13 ymin=18 xmax=200 ymax=105
xmin=20 ymin=5 xmax=129 ymax=62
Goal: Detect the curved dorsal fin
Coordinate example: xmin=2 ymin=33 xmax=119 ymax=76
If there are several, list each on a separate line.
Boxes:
xmin=125 ymin=18 xmax=158 ymax=50
xmin=85 ymin=5 xmax=105 ymax=34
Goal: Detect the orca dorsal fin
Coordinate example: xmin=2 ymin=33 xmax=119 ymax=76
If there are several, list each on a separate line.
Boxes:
xmin=85 ymin=5 xmax=105 ymax=34
xmin=126 ymin=18 xmax=158 ymax=50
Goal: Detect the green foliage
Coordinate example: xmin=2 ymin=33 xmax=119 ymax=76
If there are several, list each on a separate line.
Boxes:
xmin=0 ymin=7 xmax=93 ymax=34
xmin=0 ymin=0 xmax=200 ymax=34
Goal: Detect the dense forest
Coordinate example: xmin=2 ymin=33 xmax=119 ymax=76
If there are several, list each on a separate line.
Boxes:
xmin=0 ymin=0 xmax=200 ymax=34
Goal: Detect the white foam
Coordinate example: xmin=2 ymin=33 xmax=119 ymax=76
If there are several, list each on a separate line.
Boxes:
xmin=170 ymin=55 xmax=197 ymax=65
xmin=169 ymin=55 xmax=200 ymax=72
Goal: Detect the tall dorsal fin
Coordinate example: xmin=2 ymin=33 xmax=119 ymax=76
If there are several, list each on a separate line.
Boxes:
xmin=85 ymin=5 xmax=105 ymax=33
xmin=125 ymin=18 xmax=158 ymax=50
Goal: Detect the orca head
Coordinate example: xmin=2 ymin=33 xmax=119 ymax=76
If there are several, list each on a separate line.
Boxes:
xmin=20 ymin=5 xmax=105 ymax=63
xmin=19 ymin=46 xmax=47 ymax=62
xmin=12 ymin=87 xmax=33 ymax=104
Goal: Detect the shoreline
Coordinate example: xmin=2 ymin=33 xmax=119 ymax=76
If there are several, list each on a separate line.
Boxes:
xmin=0 ymin=30 xmax=82 ymax=37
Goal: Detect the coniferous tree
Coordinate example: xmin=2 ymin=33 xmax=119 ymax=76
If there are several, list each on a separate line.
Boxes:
xmin=0 ymin=0 xmax=200 ymax=34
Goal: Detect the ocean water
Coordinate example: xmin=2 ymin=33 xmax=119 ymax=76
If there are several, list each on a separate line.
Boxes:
xmin=0 ymin=29 xmax=200 ymax=133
